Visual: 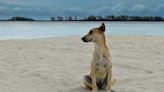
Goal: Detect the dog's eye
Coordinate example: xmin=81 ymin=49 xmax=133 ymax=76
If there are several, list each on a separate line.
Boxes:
xmin=89 ymin=30 xmax=93 ymax=34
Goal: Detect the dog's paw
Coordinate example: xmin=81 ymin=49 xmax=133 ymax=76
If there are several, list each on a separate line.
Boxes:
xmin=92 ymin=90 xmax=97 ymax=92
xmin=111 ymin=90 xmax=116 ymax=92
xmin=106 ymin=89 xmax=116 ymax=92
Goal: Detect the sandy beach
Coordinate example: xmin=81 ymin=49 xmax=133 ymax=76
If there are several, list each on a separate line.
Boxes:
xmin=0 ymin=35 xmax=164 ymax=92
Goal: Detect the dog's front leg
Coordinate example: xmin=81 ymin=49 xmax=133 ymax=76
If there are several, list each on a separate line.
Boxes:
xmin=91 ymin=64 xmax=97 ymax=92
xmin=106 ymin=67 xmax=112 ymax=92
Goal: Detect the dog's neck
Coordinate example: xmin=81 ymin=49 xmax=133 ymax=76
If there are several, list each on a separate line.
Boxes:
xmin=94 ymin=35 xmax=109 ymax=57
xmin=95 ymin=34 xmax=108 ymax=49
xmin=95 ymin=41 xmax=107 ymax=48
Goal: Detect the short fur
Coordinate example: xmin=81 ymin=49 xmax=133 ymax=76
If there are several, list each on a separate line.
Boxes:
xmin=81 ymin=23 xmax=116 ymax=92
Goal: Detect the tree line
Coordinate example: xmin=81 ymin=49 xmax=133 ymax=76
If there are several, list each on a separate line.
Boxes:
xmin=51 ymin=15 xmax=164 ymax=21
xmin=2 ymin=15 xmax=164 ymax=21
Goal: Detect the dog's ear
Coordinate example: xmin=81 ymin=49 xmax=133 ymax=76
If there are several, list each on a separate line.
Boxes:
xmin=98 ymin=23 xmax=105 ymax=32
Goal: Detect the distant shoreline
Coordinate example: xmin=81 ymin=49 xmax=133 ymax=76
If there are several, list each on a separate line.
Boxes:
xmin=0 ymin=15 xmax=163 ymax=21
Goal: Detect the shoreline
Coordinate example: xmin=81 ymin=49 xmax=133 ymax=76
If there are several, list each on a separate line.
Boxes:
xmin=0 ymin=34 xmax=164 ymax=41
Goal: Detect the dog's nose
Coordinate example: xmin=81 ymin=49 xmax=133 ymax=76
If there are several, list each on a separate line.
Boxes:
xmin=81 ymin=37 xmax=85 ymax=42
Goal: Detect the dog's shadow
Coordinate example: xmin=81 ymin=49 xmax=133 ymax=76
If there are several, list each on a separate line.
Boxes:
xmin=69 ymin=86 xmax=116 ymax=92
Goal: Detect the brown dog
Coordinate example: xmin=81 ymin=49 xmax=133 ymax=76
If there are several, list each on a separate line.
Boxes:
xmin=81 ymin=23 xmax=116 ymax=92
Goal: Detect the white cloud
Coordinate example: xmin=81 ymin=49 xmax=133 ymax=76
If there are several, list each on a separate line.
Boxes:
xmin=151 ymin=4 xmax=164 ymax=12
xmin=0 ymin=5 xmax=10 ymax=13
xmin=0 ymin=0 xmax=19 ymax=4
xmin=90 ymin=2 xmax=129 ymax=14
xmin=89 ymin=5 xmax=110 ymax=13
xmin=63 ymin=7 xmax=83 ymax=12
xmin=110 ymin=2 xmax=125 ymax=12
xmin=130 ymin=4 xmax=147 ymax=12
xmin=13 ymin=6 xmax=22 ymax=11
xmin=0 ymin=0 xmax=163 ymax=18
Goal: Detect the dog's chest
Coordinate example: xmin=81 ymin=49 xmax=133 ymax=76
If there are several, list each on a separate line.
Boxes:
xmin=95 ymin=56 xmax=108 ymax=68
xmin=94 ymin=56 xmax=108 ymax=79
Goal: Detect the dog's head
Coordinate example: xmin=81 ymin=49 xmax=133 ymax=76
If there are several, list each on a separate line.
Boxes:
xmin=81 ymin=23 xmax=106 ymax=43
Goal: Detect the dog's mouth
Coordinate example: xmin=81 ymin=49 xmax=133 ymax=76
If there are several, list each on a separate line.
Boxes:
xmin=88 ymin=39 xmax=92 ymax=42
xmin=81 ymin=37 xmax=92 ymax=42
xmin=84 ymin=39 xmax=92 ymax=42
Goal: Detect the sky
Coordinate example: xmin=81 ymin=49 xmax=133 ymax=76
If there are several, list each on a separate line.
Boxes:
xmin=0 ymin=0 xmax=164 ymax=19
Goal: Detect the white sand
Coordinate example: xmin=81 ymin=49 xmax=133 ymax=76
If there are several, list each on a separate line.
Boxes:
xmin=0 ymin=35 xmax=164 ymax=92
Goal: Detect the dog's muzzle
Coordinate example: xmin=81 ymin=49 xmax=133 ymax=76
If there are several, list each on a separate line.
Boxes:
xmin=81 ymin=37 xmax=87 ymax=42
xmin=81 ymin=36 xmax=93 ymax=42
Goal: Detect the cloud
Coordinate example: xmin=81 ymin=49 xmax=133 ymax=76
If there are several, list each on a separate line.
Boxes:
xmin=130 ymin=4 xmax=147 ymax=12
xmin=13 ymin=6 xmax=21 ymax=11
xmin=0 ymin=1 xmax=49 ymax=16
xmin=0 ymin=0 xmax=164 ymax=19
xmin=67 ymin=7 xmax=82 ymax=12
xmin=94 ymin=5 xmax=110 ymax=12
xmin=110 ymin=2 xmax=126 ymax=12
xmin=0 ymin=0 xmax=19 ymax=4
xmin=0 ymin=3 xmax=16 ymax=14
xmin=151 ymin=4 xmax=164 ymax=12
xmin=52 ymin=7 xmax=87 ymax=17
xmin=89 ymin=5 xmax=110 ymax=15
xmin=62 ymin=7 xmax=83 ymax=12
xmin=89 ymin=2 xmax=129 ymax=15
xmin=0 ymin=5 xmax=7 ymax=11
xmin=0 ymin=3 xmax=53 ymax=20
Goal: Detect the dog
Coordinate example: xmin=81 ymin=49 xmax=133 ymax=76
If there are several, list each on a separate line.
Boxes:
xmin=81 ymin=23 xmax=116 ymax=92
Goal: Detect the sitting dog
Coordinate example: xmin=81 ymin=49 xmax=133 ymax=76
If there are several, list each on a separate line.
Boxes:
xmin=81 ymin=23 xmax=116 ymax=92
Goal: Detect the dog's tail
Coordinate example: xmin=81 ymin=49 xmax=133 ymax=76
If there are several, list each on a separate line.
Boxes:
xmin=112 ymin=78 xmax=117 ymax=86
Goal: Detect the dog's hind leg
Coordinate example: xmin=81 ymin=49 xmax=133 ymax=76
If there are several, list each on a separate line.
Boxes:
xmin=100 ymin=77 xmax=107 ymax=90
xmin=84 ymin=75 xmax=104 ymax=89
xmin=83 ymin=75 xmax=116 ymax=92
xmin=83 ymin=75 xmax=92 ymax=89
